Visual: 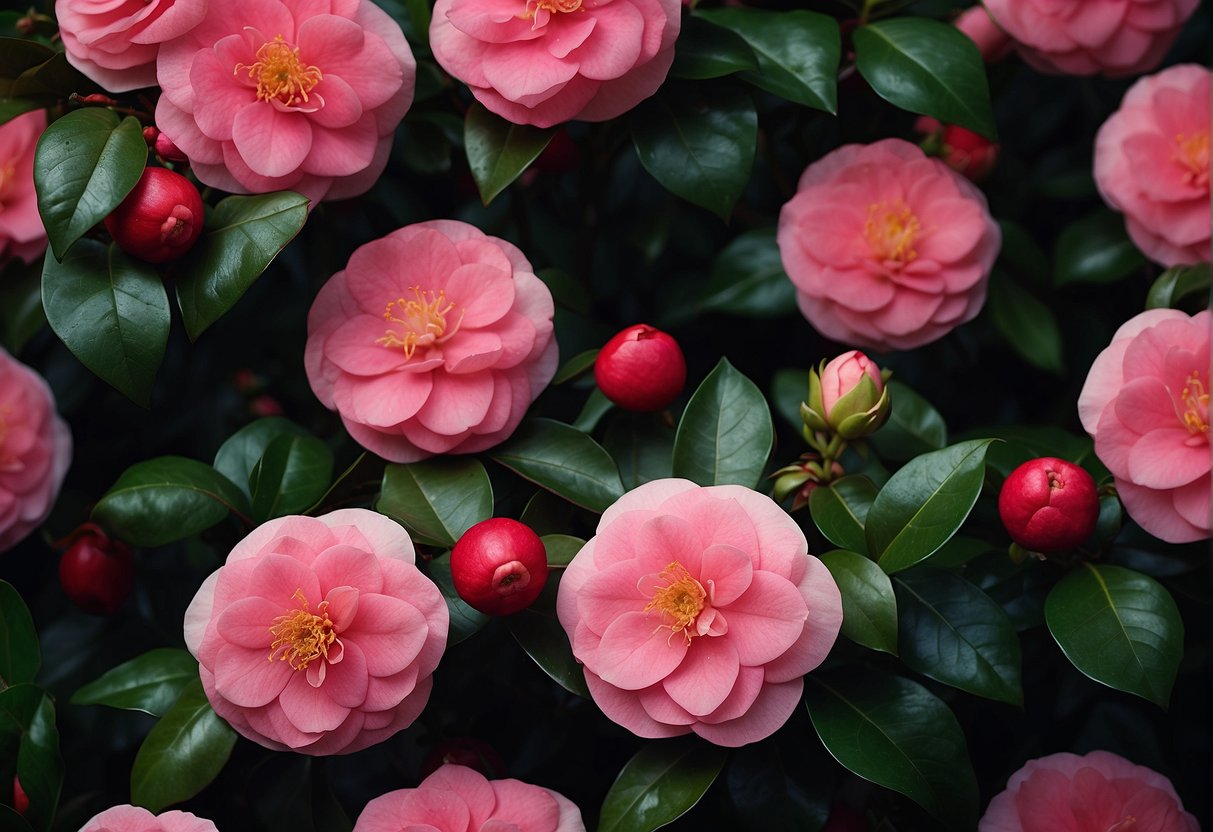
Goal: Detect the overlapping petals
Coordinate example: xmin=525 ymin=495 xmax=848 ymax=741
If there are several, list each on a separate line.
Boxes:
xmin=80 ymin=806 xmax=219 ymax=832
xmin=0 ymin=109 xmax=49 ymax=266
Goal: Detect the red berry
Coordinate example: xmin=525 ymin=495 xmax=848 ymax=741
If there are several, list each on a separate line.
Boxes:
xmin=998 ymin=457 xmax=1099 ymax=552
xmin=104 ymin=167 xmax=204 ymax=264
xmin=450 ymin=518 xmax=548 ymax=616
xmin=594 ymin=324 xmax=687 ymax=412
xmin=154 ymin=131 xmax=189 ymax=164
xmin=58 ymin=524 xmax=134 ymax=615
xmin=941 ymin=124 xmax=999 ymax=182
xmin=12 ymin=775 xmax=28 ymax=816
xmin=419 ymin=738 xmax=506 ymax=779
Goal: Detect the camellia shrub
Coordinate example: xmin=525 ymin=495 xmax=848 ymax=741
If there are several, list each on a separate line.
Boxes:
xmin=0 ymin=0 xmax=1209 ymax=829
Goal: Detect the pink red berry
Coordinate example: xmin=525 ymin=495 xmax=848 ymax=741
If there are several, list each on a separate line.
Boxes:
xmin=594 ymin=324 xmax=687 ymax=412
xmin=58 ymin=523 xmax=134 ymax=615
xmin=12 ymin=775 xmax=28 ymax=816
xmin=998 ymin=457 xmax=1099 ymax=552
xmin=451 ymin=518 xmax=549 ymax=616
xmin=104 ymin=167 xmax=204 ymax=264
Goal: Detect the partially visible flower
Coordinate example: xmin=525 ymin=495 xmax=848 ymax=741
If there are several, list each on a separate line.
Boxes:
xmin=984 ymin=0 xmax=1200 ymax=77
xmin=953 ymin=5 xmax=1012 ymax=62
xmin=355 ymin=764 xmax=586 ymax=832
xmin=184 ymin=509 xmax=448 ymax=755
xmin=57 ymin=0 xmax=208 ymax=92
xmin=0 ymin=109 xmax=48 ymax=266
xmin=80 ymin=806 xmax=218 ymax=832
xmin=1094 ymin=64 xmax=1210 ymax=267
xmin=979 ymin=750 xmax=1199 ymax=832
xmin=802 ymin=350 xmax=890 ymax=440
xmin=305 ymin=220 xmax=558 ymax=462
xmin=778 ymin=139 xmax=1001 ymax=352
xmin=0 ymin=348 xmax=72 ymax=553
xmin=1078 ymin=308 xmax=1211 ymax=543
xmin=429 ymin=0 xmax=680 ymax=128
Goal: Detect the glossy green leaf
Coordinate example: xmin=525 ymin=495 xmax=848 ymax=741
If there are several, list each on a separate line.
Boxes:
xmin=631 ymin=83 xmax=756 ymax=220
xmin=464 ymin=103 xmax=553 ymax=205
xmin=506 ymin=574 xmax=589 ymax=698
xmin=378 ymin=458 xmax=494 ymax=548
xmin=670 ymin=15 xmax=759 ymax=80
xmin=696 ymin=8 xmax=840 ymax=112
xmin=866 ymin=439 xmax=994 ymax=574
xmin=491 ymin=418 xmax=624 ymax=514
xmin=603 ymin=413 xmax=676 ymax=490
xmin=853 ymin=18 xmax=995 ymax=139
xmin=1045 ymin=564 xmax=1182 ymax=708
xmin=805 ymin=667 xmax=978 ymax=830
xmin=33 ymin=108 xmax=146 ymax=259
xmin=3 ymin=49 xmax=93 ymax=102
xmin=0 ymin=685 xmax=62 ymax=832
xmin=869 ymin=381 xmax=946 ymax=463
xmin=1054 ymin=211 xmax=1146 ymax=287
xmin=820 ymin=549 xmax=897 ymax=655
xmin=423 ymin=555 xmax=489 ymax=646
xmin=70 ymin=648 xmax=198 ymax=717
xmin=541 ymin=534 xmax=585 ymax=568
xmin=248 ymin=434 xmax=334 ymax=521
xmin=553 ymin=348 xmax=599 ymax=385
xmin=700 ymin=228 xmax=797 ymax=318
xmin=175 ymin=191 xmax=308 ymax=340
xmin=213 ymin=417 xmax=309 ymax=501
xmin=573 ymin=388 xmax=614 ymax=433
xmin=1146 ymin=263 xmax=1211 ymax=310
xmin=895 ymin=568 xmax=1022 ymax=705
xmin=130 ymin=679 xmax=236 ymax=813
xmin=0 ymin=257 xmax=44 ymax=354
xmin=672 ymin=358 xmax=773 ymax=489
xmin=770 ymin=368 xmax=810 ymax=431
xmin=0 ymin=581 xmax=38 ymax=687
xmin=41 ymin=240 xmax=170 ymax=406
xmin=599 ymin=736 xmax=728 ymax=832
xmin=987 ymin=272 xmax=1063 ymax=374
xmin=0 ymin=39 xmax=54 ymax=85
xmin=809 ymin=476 xmax=878 ymax=555
xmin=93 ymin=456 xmax=250 ymax=547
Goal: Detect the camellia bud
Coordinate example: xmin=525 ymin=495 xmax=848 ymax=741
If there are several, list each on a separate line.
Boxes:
xmin=103 ymin=167 xmax=204 ymax=264
xmin=57 ymin=523 xmax=134 ymax=615
xmin=451 ymin=518 xmax=549 ymax=616
xmin=771 ymin=453 xmax=845 ymax=512
xmin=802 ymin=350 xmax=891 ymax=441
xmin=594 ymin=324 xmax=687 ymax=412
xmin=998 ymin=457 xmax=1099 ymax=553
xmin=12 ymin=775 xmax=28 ymax=816
xmin=941 ymin=125 xmax=999 ymax=182
xmin=154 ymin=131 xmax=189 ymax=164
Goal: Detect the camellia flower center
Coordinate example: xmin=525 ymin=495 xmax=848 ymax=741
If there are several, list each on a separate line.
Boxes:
xmin=1173 ymin=131 xmax=1210 ymax=188
xmin=643 ymin=562 xmax=705 ymax=639
xmin=1179 ymin=370 xmax=1209 ymax=438
xmin=865 ymin=200 xmax=921 ymax=265
xmin=268 ymin=588 xmax=336 ymax=670
xmin=235 ymin=35 xmax=323 ymax=108
xmin=520 ymin=0 xmax=583 ymax=27
xmin=376 ymin=287 xmax=465 ymax=358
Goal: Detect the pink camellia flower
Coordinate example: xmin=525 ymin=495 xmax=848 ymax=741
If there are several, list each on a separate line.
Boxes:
xmin=155 ymin=0 xmax=416 ymax=203
xmin=305 ymin=220 xmax=558 ymax=462
xmin=56 ymin=0 xmax=207 ymax=93
xmin=1094 ymin=64 xmax=1210 ymax=267
xmin=184 ymin=509 xmax=448 ymax=755
xmin=0 ymin=109 xmax=48 ymax=266
xmin=984 ymin=0 xmax=1199 ymax=77
xmin=429 ymin=0 xmax=680 ymax=128
xmin=80 ymin=806 xmax=218 ymax=832
xmin=979 ymin=750 xmax=1199 ymax=832
xmin=1078 ymin=308 xmax=1211 ymax=543
xmin=354 ymin=764 xmax=586 ymax=832
xmin=0 ymin=348 xmax=72 ymax=554
xmin=954 ymin=5 xmax=1013 ymax=62
xmin=777 ymin=139 xmax=1001 ymax=352
xmin=556 ymin=478 xmax=843 ymax=746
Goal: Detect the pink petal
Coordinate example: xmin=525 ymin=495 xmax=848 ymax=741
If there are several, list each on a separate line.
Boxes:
xmin=248 ymin=554 xmax=322 ymax=608
xmin=443 ymin=331 xmax=504 ymax=374
xmin=699 ymin=544 xmax=753 ymax=607
xmin=488 ymin=780 xmax=561 ymax=830
xmin=1127 ymin=427 xmax=1210 ymax=488
xmin=309 ymin=75 xmax=366 ymax=130
xmin=577 ymin=560 xmax=648 ymax=636
xmin=312 ymin=544 xmax=385 ymax=595
xmin=662 ymin=636 xmax=740 ymax=716
xmin=568 ymin=2 xmax=643 ymax=79
xmin=278 ymin=669 xmax=352 ymax=733
xmin=633 ymin=513 xmax=706 ymax=575
xmin=212 ymin=642 xmax=291 ymax=707
xmin=420 ymin=765 xmax=496 ymax=830
xmin=333 ymin=370 xmax=434 ymax=428
xmin=302 ymin=112 xmax=380 ymax=176
xmin=345 ymin=593 xmax=429 ymax=676
xmin=216 ymin=596 xmax=284 ymax=649
xmin=594 ymin=610 xmax=688 ymax=690
xmin=415 ymin=372 xmax=495 ymax=435
xmin=479 ymin=40 xmax=579 ymax=102
xmin=598 ymin=478 xmax=698 ymax=530
xmin=721 ymin=572 xmax=809 ymax=666
xmin=638 ymin=684 xmax=697 ymax=725
xmin=315 ymin=638 xmax=369 ymax=707
xmin=440 ymin=263 xmax=517 ymax=327
xmin=584 ymin=670 xmax=692 ymax=738
xmin=232 ymin=105 xmax=314 ymax=178
xmin=321 ymin=508 xmax=417 ymax=564
xmin=325 ymin=314 xmax=411 ymax=376
xmin=692 ymin=677 xmax=803 ymax=747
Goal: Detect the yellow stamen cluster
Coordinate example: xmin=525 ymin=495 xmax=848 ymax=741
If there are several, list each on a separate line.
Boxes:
xmin=235 ymin=35 xmax=322 ymax=108
xmin=521 ymin=0 xmax=583 ymax=21
xmin=268 ymin=589 xmax=336 ymax=671
xmin=643 ymin=562 xmax=705 ymax=640
xmin=1174 ymin=131 xmax=1210 ymax=188
xmin=865 ymin=200 xmax=921 ymax=265
xmin=376 ymin=287 xmax=464 ymax=357
xmin=1180 ymin=370 xmax=1209 ymax=436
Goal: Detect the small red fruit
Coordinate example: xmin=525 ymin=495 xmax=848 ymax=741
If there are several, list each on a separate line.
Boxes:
xmin=998 ymin=457 xmax=1099 ymax=552
xmin=12 ymin=775 xmax=28 ymax=816
xmin=450 ymin=518 xmax=548 ymax=616
xmin=594 ymin=323 xmax=687 ymax=412
xmin=58 ymin=523 xmax=134 ymax=615
xmin=104 ymin=167 xmax=204 ymax=263
xmin=940 ymin=124 xmax=999 ymax=182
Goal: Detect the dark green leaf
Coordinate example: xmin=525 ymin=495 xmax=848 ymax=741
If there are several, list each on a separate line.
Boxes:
xmin=506 ymin=573 xmax=589 ymax=697
xmin=0 ymin=98 xmax=43 ymax=128
xmin=0 ymin=685 xmax=62 ymax=831
xmin=700 ymin=228 xmax=797 ymax=318
xmin=987 ymin=272 xmax=1063 ymax=374
xmin=1054 ymin=211 xmax=1146 ymax=287
xmin=853 ymin=18 xmax=996 ymax=139
xmin=464 ymin=103 xmax=552 ymax=205
xmin=33 ymin=108 xmax=145 ymax=259
xmin=603 ymin=413 xmax=676 ymax=490
xmin=491 ymin=418 xmax=624 ymax=514
xmin=175 ymin=191 xmax=308 ymax=340
xmin=672 ymin=358 xmax=773 ymax=489
xmin=248 ymin=434 xmax=334 ymax=521
xmin=869 ymin=380 xmax=946 ymax=463
xmin=0 ymin=257 xmax=44 ymax=353
xmin=1145 ymin=263 xmax=1211 ymax=310
xmin=0 ymin=581 xmax=38 ymax=687
xmin=0 ymin=39 xmax=54 ymax=85
xmin=130 ymin=679 xmax=236 ymax=813
xmin=41 ymin=240 xmax=169 ymax=406
xmin=0 ymin=804 xmax=35 ymax=832
xmin=866 ymin=439 xmax=994 ymax=574
xmin=422 ymin=555 xmax=489 ymax=646
xmin=553 ymin=349 xmax=599 ymax=385
xmin=378 ymin=458 xmax=494 ymax=548
xmin=670 ymin=16 xmax=759 ymax=80
xmin=809 ymin=476 xmax=878 ymax=555
xmin=820 ymin=550 xmax=897 ymax=654
xmin=771 ymin=368 xmax=809 ymax=431
xmin=541 ymin=534 xmax=585 ymax=568
xmin=213 ymin=417 xmax=309 ymax=501
xmin=5 ymin=52 xmax=93 ymax=101
xmin=70 ymin=648 xmax=198 ymax=717
xmin=927 ymin=534 xmax=996 ymax=568
xmin=599 ymin=736 xmax=727 ymax=832
xmin=573 ymin=388 xmax=614 ymax=433
xmin=631 ymin=83 xmax=756 ymax=220
xmin=92 ymin=456 xmax=250 ymax=547
xmin=1045 ymin=564 xmax=1182 ymax=708
xmin=805 ymin=667 xmax=977 ymax=830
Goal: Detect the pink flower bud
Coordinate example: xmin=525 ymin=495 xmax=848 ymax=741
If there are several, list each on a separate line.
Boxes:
xmin=803 ymin=350 xmax=891 ymax=441
xmin=142 ymin=126 xmax=159 ymax=146
xmin=820 ymin=350 xmax=883 ymax=418
xmin=104 ymin=167 xmax=204 ymax=264
xmin=594 ymin=324 xmax=687 ymax=412
xmin=941 ymin=125 xmax=999 ymax=182
xmin=451 ymin=518 xmax=549 ymax=616
xmin=153 ymin=131 xmax=189 ymax=164
xmin=998 ymin=458 xmax=1099 ymax=552
xmin=58 ymin=523 xmax=134 ymax=616
xmin=954 ymin=5 xmax=1012 ymax=62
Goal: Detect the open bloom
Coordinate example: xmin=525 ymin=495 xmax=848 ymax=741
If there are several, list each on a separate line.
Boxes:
xmin=305 ymin=220 xmax=558 ymax=462
xmin=354 ymin=764 xmax=586 ymax=832
xmin=1078 ymin=308 xmax=1211 ymax=543
xmin=1094 ymin=64 xmax=1210 ymax=267
xmin=556 ymin=479 xmax=842 ymax=746
xmin=778 ymin=139 xmax=1001 ymax=352
xmin=429 ymin=0 xmax=680 ymax=127
xmin=57 ymin=0 xmax=207 ymax=92
xmin=984 ymin=0 xmax=1199 ymax=77
xmin=0 ymin=348 xmax=72 ymax=553
xmin=980 ymin=750 xmax=1199 ymax=831
xmin=184 ymin=509 xmax=448 ymax=755
xmin=155 ymin=0 xmax=415 ymax=203
xmin=954 ymin=5 xmax=1012 ymax=62
xmin=80 ymin=806 xmax=219 ymax=832
xmin=0 ymin=109 xmax=48 ymax=266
